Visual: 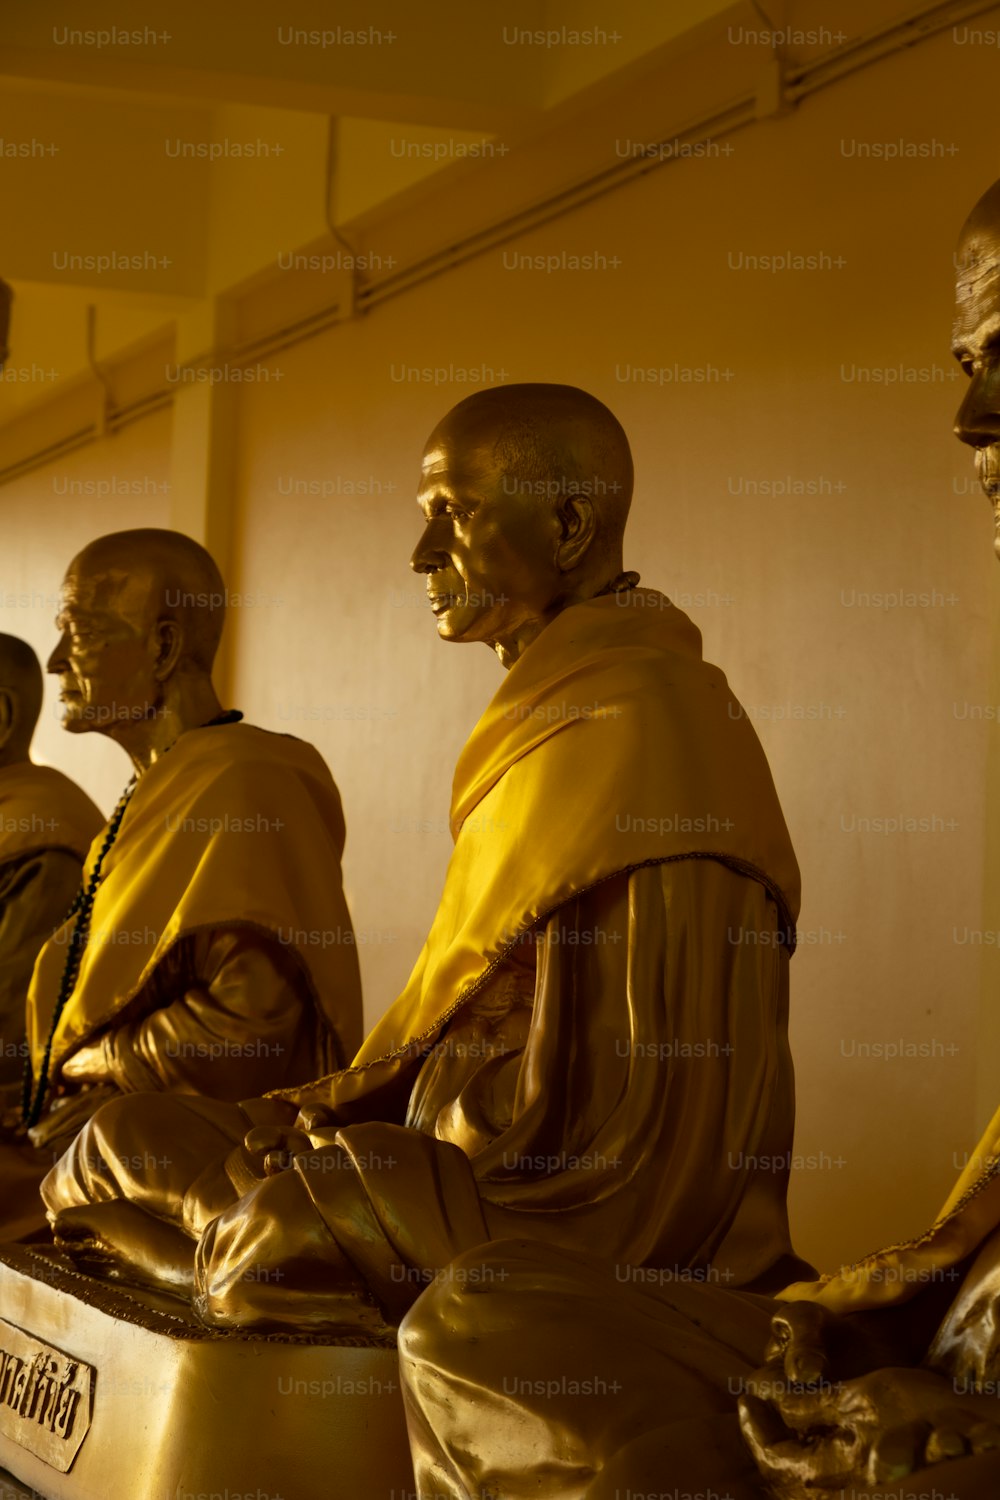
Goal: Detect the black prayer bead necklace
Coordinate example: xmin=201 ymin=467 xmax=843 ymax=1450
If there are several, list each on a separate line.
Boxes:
xmin=21 ymin=709 xmax=243 ymax=1129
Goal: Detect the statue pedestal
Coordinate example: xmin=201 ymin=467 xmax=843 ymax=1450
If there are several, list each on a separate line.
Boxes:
xmin=0 ymin=1245 xmax=414 ymax=1499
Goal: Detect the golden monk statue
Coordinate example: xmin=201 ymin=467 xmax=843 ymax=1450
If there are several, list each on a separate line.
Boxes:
xmin=0 ymin=529 xmax=362 ymax=1241
xmin=394 ymin=187 xmax=1000 ymax=1500
xmin=42 ymin=385 xmax=805 ymax=1340
xmin=0 ymin=633 xmax=104 ymax=1235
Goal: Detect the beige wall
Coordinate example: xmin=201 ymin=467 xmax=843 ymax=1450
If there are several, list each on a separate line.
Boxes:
xmin=3 ymin=16 xmax=1000 ymax=1272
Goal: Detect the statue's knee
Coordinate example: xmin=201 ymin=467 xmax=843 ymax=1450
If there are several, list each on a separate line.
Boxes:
xmin=38 ymin=1109 xmax=104 ymax=1211
xmin=81 ymin=1091 xmax=144 ymax=1154
xmin=39 ymin=1157 xmax=67 ymax=1214
xmin=398 ymin=1290 xmax=441 ymax=1364
xmin=400 ymin=1248 xmax=499 ymax=1354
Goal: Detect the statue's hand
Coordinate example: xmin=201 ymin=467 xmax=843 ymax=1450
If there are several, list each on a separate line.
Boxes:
xmin=927 ymin=1222 xmax=1000 ymax=1390
xmin=293 ymin=1102 xmax=337 ymax=1135
xmin=745 ymin=1300 xmax=895 ymax=1398
xmin=739 ymin=1365 xmax=1000 ymax=1491
xmin=59 ymin=1042 xmax=106 ymax=1083
xmin=242 ymin=1123 xmax=315 ymax=1177
xmin=763 ymin=1301 xmax=837 ymax=1386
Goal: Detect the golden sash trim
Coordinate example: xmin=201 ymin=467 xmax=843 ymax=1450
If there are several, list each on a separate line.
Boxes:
xmin=779 ymin=1104 xmax=1000 ymax=1313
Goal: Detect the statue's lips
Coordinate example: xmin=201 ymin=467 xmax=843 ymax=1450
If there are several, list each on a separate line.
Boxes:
xmin=428 ymin=595 xmax=461 ymax=614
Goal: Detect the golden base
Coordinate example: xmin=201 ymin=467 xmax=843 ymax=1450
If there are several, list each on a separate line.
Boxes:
xmin=0 ymin=1245 xmax=414 ymax=1499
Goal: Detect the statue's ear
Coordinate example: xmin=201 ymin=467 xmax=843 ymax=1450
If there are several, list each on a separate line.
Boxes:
xmin=0 ymin=690 xmax=13 ymax=751
xmin=153 ymin=619 xmax=184 ymax=682
xmin=556 ymin=492 xmax=597 ymax=572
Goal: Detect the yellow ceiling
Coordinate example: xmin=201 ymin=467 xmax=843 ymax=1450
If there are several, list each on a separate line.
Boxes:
xmin=0 ymin=0 xmax=943 ymax=423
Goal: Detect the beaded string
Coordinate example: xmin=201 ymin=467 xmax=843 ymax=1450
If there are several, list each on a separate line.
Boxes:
xmin=22 ymin=780 xmax=137 ymax=1127
xmin=21 ymin=708 xmax=243 ymax=1129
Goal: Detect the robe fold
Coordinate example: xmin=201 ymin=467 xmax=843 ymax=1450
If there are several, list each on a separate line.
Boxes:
xmin=0 ymin=760 xmax=103 ymax=1097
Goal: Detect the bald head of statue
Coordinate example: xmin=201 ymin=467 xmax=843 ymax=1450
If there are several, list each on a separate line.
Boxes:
xmin=954 ymin=178 xmax=1000 ymax=560
xmin=48 ymin=529 xmax=225 ymax=766
xmin=410 ymin=384 xmax=635 ymax=668
xmin=0 ymin=634 xmax=43 ymax=765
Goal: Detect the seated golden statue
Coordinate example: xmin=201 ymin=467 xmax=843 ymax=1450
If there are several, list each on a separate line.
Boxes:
xmin=42 ymin=384 xmax=806 ymax=1337
xmin=393 ymin=184 xmax=1000 ymax=1500
xmin=0 ymin=633 xmax=104 ymax=1238
xmin=0 ymin=529 xmax=363 ymax=1240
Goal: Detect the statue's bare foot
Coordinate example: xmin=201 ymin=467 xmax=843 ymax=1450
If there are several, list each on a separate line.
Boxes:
xmin=51 ymin=1202 xmax=197 ymax=1298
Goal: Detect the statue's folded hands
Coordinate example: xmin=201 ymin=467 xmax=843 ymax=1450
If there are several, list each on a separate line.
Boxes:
xmin=749 ymin=1299 xmax=915 ymax=1393
xmin=58 ymin=1040 xmax=105 ymax=1083
xmin=739 ymin=1365 xmax=1000 ymax=1492
xmin=242 ymin=1120 xmax=315 ymax=1175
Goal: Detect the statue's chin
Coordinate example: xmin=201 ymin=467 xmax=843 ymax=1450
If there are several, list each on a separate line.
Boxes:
xmin=432 ymin=609 xmax=479 ymax=642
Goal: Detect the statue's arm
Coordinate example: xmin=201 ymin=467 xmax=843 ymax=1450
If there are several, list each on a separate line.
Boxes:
xmin=644 ymin=858 xmax=794 ymax=1270
xmin=0 ymin=850 xmax=80 ymax=1014
xmin=87 ymin=929 xmax=314 ymax=1097
xmin=475 ymin=859 xmax=793 ymax=1273
xmin=0 ymin=850 xmax=82 ymax=1107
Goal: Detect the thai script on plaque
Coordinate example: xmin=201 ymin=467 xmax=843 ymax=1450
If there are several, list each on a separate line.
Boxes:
xmin=0 ymin=1318 xmax=93 ymax=1471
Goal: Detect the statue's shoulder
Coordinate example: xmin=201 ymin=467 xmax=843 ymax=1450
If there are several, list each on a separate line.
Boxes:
xmin=187 ymin=721 xmax=337 ymax=794
xmin=6 ymin=761 xmax=77 ymax=796
xmin=3 ymin=759 xmax=96 ymax=810
xmin=0 ymin=762 xmax=104 ymax=862
xmin=224 ymin=720 xmax=326 ymax=761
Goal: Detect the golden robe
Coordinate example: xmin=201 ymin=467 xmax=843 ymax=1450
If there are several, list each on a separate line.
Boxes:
xmin=0 ymin=761 xmax=103 ymax=1096
xmin=5 ymin=721 xmax=362 ymax=1239
xmin=45 ymin=593 xmax=804 ymax=1329
xmin=396 ymin=993 xmax=1000 ymax=1496
xmin=397 ymin=1236 xmax=998 ymax=1500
